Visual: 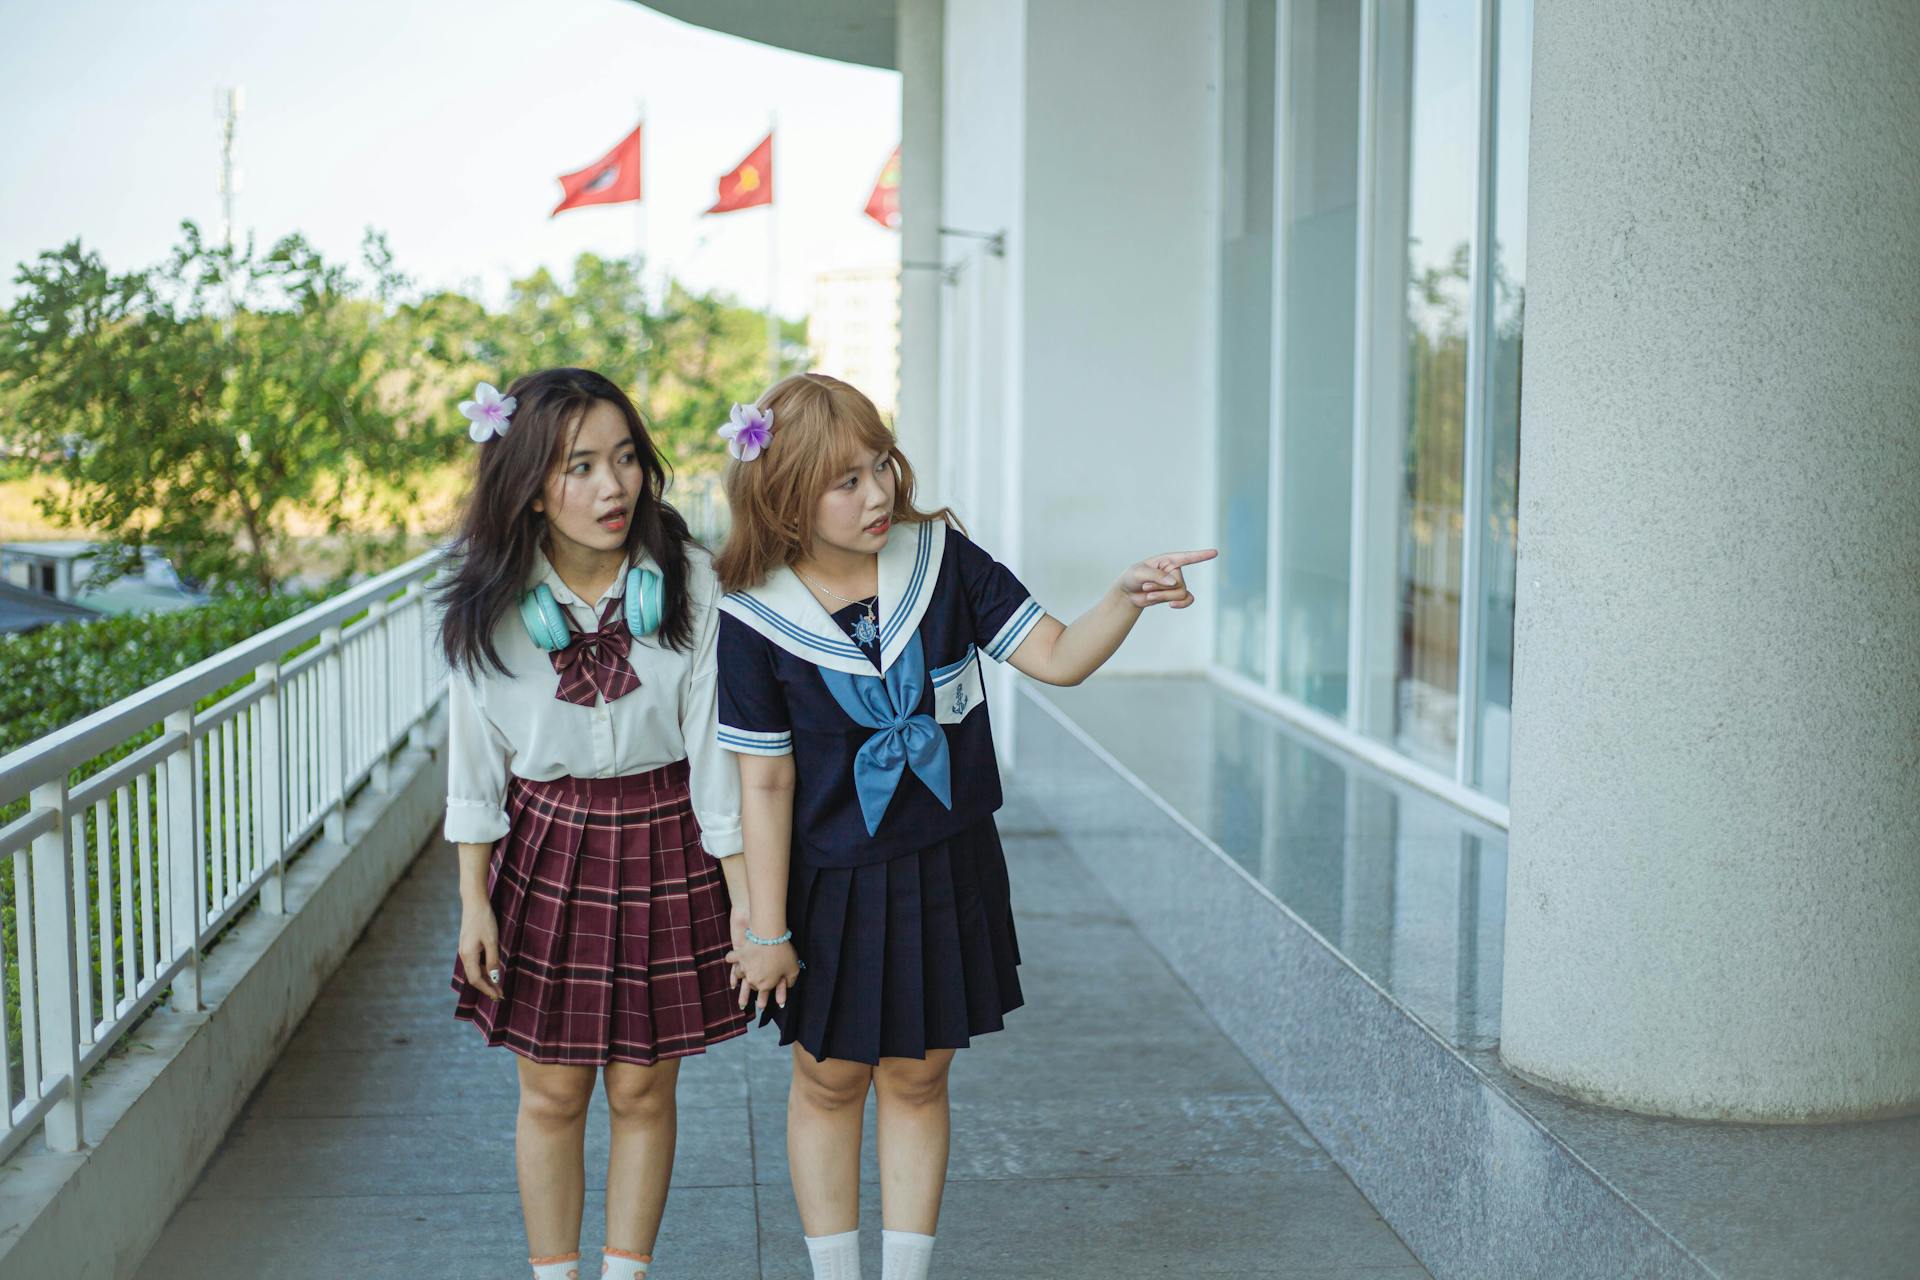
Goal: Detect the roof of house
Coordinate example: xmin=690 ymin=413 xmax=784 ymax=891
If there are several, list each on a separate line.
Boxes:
xmin=0 ymin=580 xmax=100 ymax=633
xmin=0 ymin=540 xmax=100 ymax=561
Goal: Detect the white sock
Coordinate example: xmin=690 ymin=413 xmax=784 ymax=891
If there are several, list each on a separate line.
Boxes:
xmin=805 ymin=1228 xmax=863 ymax=1280
xmin=531 ymin=1252 xmax=581 ymax=1280
xmin=881 ymin=1230 xmax=935 ymax=1280
xmin=601 ymin=1246 xmax=652 ymax=1278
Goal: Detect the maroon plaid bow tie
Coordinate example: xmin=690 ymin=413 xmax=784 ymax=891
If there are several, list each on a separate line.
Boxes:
xmin=548 ymin=595 xmax=641 ymax=706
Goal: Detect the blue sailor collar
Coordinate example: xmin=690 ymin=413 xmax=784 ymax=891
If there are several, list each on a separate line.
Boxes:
xmin=718 ymin=517 xmax=946 ymax=677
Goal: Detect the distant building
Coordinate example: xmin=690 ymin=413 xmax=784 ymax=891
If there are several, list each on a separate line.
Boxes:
xmin=809 ymin=265 xmax=901 ymax=419
xmin=0 ymin=540 xmax=205 ymax=627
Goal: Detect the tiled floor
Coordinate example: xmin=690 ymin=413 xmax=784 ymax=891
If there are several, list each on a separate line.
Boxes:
xmin=137 ymin=786 xmax=1431 ymax=1279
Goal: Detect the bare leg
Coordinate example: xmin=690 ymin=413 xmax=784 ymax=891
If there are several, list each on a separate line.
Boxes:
xmin=788 ymin=1045 xmax=874 ymax=1235
xmin=871 ymin=1050 xmax=954 ymax=1235
xmin=516 ymin=1058 xmax=597 ymax=1260
xmin=603 ymin=1057 xmax=682 ymax=1258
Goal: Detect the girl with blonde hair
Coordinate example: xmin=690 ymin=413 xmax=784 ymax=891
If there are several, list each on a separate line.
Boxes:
xmin=712 ymin=372 xmax=1213 ymax=1280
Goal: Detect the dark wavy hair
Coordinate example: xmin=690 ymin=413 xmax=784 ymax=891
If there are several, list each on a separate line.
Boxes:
xmin=435 ymin=367 xmax=696 ymax=678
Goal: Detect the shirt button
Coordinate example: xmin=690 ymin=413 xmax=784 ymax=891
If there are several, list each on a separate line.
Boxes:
xmin=594 ymin=709 xmax=609 ymax=722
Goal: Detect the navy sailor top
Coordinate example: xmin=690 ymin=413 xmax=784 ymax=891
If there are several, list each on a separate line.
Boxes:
xmin=715 ymin=518 xmax=1047 ymax=869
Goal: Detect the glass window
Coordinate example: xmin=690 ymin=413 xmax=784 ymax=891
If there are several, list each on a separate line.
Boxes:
xmin=1360 ymin=0 xmax=1481 ymax=772
xmin=1211 ymin=0 xmax=1528 ymax=807
xmin=1276 ymin=0 xmax=1362 ymax=717
xmin=1214 ymin=0 xmax=1279 ymax=682
xmin=1474 ymin=0 xmax=1530 ymax=800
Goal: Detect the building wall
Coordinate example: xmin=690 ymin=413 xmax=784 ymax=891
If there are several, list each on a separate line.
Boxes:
xmin=940 ymin=0 xmax=1219 ymax=675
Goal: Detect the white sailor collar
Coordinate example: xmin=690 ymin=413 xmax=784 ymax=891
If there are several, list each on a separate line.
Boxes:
xmin=528 ymin=544 xmax=657 ymax=610
xmin=719 ymin=517 xmax=946 ymax=677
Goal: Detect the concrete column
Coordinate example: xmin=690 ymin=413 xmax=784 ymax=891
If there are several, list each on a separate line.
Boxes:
xmin=1502 ymin=0 xmax=1920 ymax=1122
xmin=896 ymin=0 xmax=944 ymax=496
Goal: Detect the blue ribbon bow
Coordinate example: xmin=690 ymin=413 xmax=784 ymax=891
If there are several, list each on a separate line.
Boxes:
xmin=816 ymin=632 xmax=953 ymax=836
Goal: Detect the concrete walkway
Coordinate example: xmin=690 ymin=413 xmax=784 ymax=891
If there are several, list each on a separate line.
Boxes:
xmin=138 ymin=785 xmax=1430 ymax=1279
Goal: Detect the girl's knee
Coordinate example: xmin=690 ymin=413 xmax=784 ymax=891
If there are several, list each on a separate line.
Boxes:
xmin=517 ymin=1061 xmax=596 ymax=1125
xmin=792 ymin=1050 xmax=873 ymax=1112
xmin=873 ymin=1051 xmax=953 ymax=1108
xmin=603 ymin=1059 xmax=679 ymax=1123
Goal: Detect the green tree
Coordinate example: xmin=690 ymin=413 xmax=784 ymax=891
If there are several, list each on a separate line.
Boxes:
xmin=486 ymin=254 xmax=798 ymax=466
xmin=0 ymin=222 xmax=451 ymax=593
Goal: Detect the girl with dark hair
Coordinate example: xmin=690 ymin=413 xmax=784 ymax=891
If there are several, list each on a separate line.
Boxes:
xmin=436 ymin=368 xmax=748 ymax=1280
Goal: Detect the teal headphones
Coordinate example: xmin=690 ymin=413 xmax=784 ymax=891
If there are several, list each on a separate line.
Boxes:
xmin=519 ymin=564 xmax=665 ymax=651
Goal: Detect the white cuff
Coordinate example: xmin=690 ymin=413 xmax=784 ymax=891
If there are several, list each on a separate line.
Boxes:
xmin=444 ymin=798 xmax=509 ymax=845
xmin=700 ymin=823 xmax=744 ymax=859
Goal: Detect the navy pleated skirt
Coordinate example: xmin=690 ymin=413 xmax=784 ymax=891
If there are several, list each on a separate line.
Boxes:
xmin=759 ymin=815 xmax=1023 ymax=1064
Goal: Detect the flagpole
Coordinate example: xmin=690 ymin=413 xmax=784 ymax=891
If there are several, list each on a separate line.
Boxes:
xmin=635 ymin=100 xmax=650 ymax=414
xmin=766 ymin=114 xmax=779 ymax=388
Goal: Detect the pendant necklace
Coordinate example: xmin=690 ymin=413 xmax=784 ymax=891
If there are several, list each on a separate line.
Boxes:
xmin=796 ymin=564 xmax=880 ymax=645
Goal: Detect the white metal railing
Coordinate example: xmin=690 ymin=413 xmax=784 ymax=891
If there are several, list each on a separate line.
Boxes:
xmin=0 ymin=549 xmax=449 ymax=1163
xmin=677 ymin=470 xmax=730 ymax=546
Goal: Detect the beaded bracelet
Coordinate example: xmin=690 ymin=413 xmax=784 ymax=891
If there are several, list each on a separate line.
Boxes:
xmin=744 ymin=926 xmax=793 ymax=946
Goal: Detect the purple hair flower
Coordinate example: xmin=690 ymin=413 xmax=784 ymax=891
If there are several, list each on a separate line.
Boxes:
xmin=458 ymin=382 xmax=517 ymax=443
xmin=719 ymin=402 xmax=773 ymax=461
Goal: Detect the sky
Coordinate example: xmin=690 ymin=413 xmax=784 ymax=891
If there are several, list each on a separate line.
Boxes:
xmin=0 ymin=0 xmax=902 ymax=317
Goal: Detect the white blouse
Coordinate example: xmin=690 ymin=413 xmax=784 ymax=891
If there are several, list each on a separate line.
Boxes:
xmin=442 ymin=543 xmax=742 ymax=859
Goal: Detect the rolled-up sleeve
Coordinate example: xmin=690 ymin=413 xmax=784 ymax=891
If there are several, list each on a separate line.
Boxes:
xmin=681 ymin=591 xmax=744 ymax=859
xmin=444 ymin=667 xmax=512 ymax=844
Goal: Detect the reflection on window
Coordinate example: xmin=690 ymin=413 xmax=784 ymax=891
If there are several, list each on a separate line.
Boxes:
xmin=1277 ymin=0 xmax=1361 ymax=717
xmin=1384 ymin=0 xmax=1480 ymax=771
xmin=1474 ymin=0 xmax=1530 ymax=801
xmin=1214 ymin=0 xmax=1279 ymax=682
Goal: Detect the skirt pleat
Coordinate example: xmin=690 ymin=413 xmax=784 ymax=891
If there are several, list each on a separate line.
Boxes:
xmin=762 ymin=816 xmax=1023 ymax=1065
xmin=452 ymin=761 xmax=748 ymax=1066
xmin=881 ymin=852 xmax=927 ymax=1059
xmin=789 ymin=864 xmax=849 ymax=1057
xmin=916 ymin=844 xmax=971 ymax=1053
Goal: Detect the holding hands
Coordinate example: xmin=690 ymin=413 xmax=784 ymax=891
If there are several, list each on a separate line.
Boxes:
xmin=1118 ymin=548 xmax=1218 ymax=610
xmin=727 ymin=902 xmax=801 ymax=1016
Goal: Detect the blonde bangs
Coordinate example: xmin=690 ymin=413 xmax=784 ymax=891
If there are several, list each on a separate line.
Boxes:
xmin=713 ymin=373 xmax=962 ymax=593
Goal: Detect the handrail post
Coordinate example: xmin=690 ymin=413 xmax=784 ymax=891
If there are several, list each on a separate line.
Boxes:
xmin=405 ymin=580 xmax=433 ymax=751
xmin=164 ymin=708 xmax=202 ymax=1012
xmin=368 ymin=598 xmax=392 ymax=793
xmin=255 ymin=661 xmax=286 ymax=913
xmin=29 ymin=779 xmax=83 ymax=1151
xmin=323 ymin=625 xmax=346 ymax=844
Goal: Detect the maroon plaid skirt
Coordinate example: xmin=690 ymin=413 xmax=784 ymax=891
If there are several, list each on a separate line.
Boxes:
xmin=451 ymin=760 xmax=748 ymax=1065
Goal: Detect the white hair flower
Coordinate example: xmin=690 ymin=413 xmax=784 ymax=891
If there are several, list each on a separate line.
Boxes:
xmin=458 ymin=382 xmax=517 ymax=443
xmin=718 ymin=402 xmax=773 ymax=461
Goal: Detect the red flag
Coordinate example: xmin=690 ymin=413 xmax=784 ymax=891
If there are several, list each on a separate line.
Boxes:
xmin=705 ymin=134 xmax=773 ymax=215
xmin=552 ymin=124 xmax=643 ymax=217
xmin=863 ymin=145 xmax=901 ymax=230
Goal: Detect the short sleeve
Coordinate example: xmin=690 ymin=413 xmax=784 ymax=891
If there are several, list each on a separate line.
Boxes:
xmin=444 ymin=667 xmax=512 ymax=844
xmin=950 ymin=530 xmax=1047 ymax=663
xmin=717 ymin=612 xmax=793 ymax=756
